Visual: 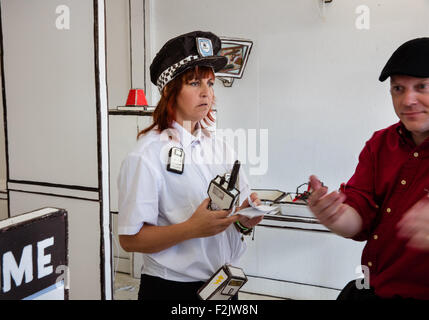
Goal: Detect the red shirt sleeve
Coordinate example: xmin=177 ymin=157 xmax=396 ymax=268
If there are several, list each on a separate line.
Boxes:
xmin=344 ymin=138 xmax=379 ymax=241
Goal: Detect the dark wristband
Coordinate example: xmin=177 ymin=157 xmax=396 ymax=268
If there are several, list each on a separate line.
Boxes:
xmin=234 ymin=221 xmax=253 ymax=236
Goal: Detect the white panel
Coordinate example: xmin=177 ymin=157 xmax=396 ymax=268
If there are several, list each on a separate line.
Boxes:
xmin=115 ymin=257 xmax=132 ymax=275
xmin=2 ymin=0 xmax=98 ymax=187
xmin=7 ymin=182 xmax=99 ymax=200
xmin=109 ymin=115 xmax=152 ymax=211
xmin=242 ymin=276 xmax=340 ymax=300
xmin=0 ymin=199 xmax=7 ymax=221
xmin=112 ymin=213 xmax=131 ymax=259
xmin=2 ymin=0 xmax=112 ymax=300
xmin=96 ymin=0 xmax=113 ymax=300
xmin=239 ymin=224 xmax=365 ymax=292
xmin=132 ymin=252 xmax=144 ymax=279
xmin=106 ymin=0 xmax=131 ymax=108
xmin=9 ymin=191 xmax=101 ymax=300
xmin=130 ymin=0 xmax=146 ymax=89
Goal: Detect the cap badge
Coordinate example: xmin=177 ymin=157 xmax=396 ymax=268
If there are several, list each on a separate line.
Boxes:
xmin=196 ymin=37 xmax=213 ymax=57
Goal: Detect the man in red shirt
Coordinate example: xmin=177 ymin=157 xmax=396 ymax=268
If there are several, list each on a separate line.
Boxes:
xmin=308 ymin=38 xmax=429 ymax=300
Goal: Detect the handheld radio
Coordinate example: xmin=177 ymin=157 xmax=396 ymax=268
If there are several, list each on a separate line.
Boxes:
xmin=207 ymin=160 xmax=241 ymax=210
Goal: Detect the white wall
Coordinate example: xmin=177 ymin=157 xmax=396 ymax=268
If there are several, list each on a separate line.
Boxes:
xmin=3 ymin=0 xmax=99 ymax=186
xmin=147 ymin=0 xmax=429 ymax=192
xmin=1 ymin=0 xmax=112 ymax=299
xmin=106 ymin=0 xmax=148 ymax=108
xmin=106 ymin=0 xmax=130 ymax=108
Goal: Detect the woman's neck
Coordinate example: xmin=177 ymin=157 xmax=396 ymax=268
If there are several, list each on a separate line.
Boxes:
xmin=176 ymin=119 xmax=198 ymax=135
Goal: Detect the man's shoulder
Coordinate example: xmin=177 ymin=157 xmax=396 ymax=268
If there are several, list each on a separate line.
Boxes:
xmin=370 ymin=122 xmax=401 ymax=142
xmin=360 ymin=122 xmax=403 ymax=155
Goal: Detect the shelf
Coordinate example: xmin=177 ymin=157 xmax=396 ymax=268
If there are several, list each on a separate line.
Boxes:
xmin=108 ymin=106 xmax=155 ymax=116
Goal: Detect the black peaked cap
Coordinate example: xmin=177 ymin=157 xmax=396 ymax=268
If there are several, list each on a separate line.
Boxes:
xmin=379 ymin=37 xmax=429 ymax=82
xmin=150 ymin=31 xmax=227 ymax=91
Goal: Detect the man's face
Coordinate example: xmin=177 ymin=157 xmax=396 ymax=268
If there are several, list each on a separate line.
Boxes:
xmin=390 ymin=75 xmax=429 ymax=144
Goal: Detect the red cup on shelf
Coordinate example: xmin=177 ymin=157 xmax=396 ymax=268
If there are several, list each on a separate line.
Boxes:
xmin=126 ymin=88 xmax=148 ymax=106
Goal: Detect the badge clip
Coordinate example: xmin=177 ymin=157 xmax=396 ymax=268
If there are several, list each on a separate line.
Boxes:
xmin=167 ymin=147 xmax=185 ymax=174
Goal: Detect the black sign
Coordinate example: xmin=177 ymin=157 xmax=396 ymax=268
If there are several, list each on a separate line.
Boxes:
xmin=0 ymin=208 xmax=68 ymax=300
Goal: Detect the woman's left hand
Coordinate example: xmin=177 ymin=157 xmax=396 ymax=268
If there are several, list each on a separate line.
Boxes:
xmin=235 ymin=192 xmax=264 ymax=228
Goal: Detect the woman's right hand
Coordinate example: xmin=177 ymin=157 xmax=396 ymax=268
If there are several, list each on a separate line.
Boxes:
xmin=185 ymin=198 xmax=239 ymax=238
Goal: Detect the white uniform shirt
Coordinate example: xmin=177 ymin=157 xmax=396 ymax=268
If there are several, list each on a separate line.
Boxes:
xmin=117 ymin=121 xmax=251 ymax=282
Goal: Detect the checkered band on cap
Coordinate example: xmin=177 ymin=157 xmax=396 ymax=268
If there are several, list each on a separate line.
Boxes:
xmin=156 ymin=55 xmax=200 ymax=91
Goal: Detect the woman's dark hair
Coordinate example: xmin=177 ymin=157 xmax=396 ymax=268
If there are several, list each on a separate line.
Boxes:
xmin=137 ymin=66 xmax=215 ymax=139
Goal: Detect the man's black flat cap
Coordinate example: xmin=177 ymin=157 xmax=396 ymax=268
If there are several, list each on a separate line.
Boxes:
xmin=379 ymin=37 xmax=429 ymax=82
xmin=150 ymin=31 xmax=227 ymax=91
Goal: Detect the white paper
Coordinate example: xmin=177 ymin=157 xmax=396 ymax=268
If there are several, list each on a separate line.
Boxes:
xmin=234 ymin=204 xmax=276 ymax=218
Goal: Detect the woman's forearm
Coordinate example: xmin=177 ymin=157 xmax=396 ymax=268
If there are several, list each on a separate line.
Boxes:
xmin=119 ymin=222 xmax=193 ymax=254
xmin=119 ymin=199 xmax=240 ymax=254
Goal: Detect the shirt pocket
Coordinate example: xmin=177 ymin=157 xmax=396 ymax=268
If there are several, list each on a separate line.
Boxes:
xmin=159 ymin=169 xmax=204 ymax=225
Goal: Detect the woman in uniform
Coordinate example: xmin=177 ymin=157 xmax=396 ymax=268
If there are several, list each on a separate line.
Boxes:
xmin=117 ymin=31 xmax=263 ymax=300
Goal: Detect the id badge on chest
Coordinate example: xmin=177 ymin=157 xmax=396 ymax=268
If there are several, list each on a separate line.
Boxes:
xmin=167 ymin=147 xmax=185 ymax=174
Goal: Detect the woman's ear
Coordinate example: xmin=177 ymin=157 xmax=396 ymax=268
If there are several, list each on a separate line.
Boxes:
xmin=162 ymin=85 xmax=168 ymax=96
xmin=162 ymin=81 xmax=177 ymax=96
